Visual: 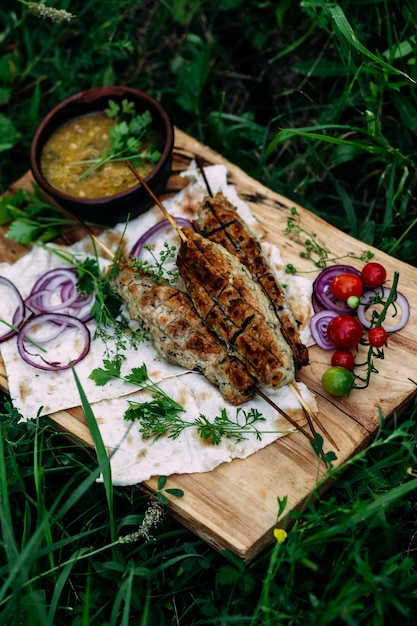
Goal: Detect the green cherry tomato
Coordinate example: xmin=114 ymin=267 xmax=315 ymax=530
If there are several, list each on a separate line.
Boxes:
xmin=347 ymin=295 xmax=360 ymax=309
xmin=330 ymin=273 xmax=363 ymax=301
xmin=327 ymin=314 xmax=364 ymax=349
xmin=361 ymin=262 xmax=387 ymax=289
xmin=368 ymin=326 xmax=388 ymax=348
xmin=331 ymin=349 xmax=355 ymax=371
xmin=322 ymin=366 xmax=354 ymax=397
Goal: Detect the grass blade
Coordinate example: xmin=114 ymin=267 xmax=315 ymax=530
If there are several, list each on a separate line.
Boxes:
xmin=71 ymin=366 xmax=115 ymax=541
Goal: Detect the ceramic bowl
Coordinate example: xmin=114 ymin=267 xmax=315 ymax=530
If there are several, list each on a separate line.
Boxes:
xmin=30 ymin=86 xmax=174 ymax=226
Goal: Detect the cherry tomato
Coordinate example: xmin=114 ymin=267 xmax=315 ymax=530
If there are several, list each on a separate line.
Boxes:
xmin=347 ymin=295 xmax=360 ymax=310
xmin=322 ymin=366 xmax=354 ymax=397
xmin=330 ymin=273 xmax=363 ymax=301
xmin=368 ymin=326 xmax=388 ymax=348
xmin=361 ymin=262 xmax=387 ymax=289
xmin=327 ymin=314 xmax=364 ymax=349
xmin=331 ymin=349 xmax=355 ymax=371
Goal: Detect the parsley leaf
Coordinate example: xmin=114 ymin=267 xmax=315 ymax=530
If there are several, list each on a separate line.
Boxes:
xmin=73 ymin=99 xmax=161 ymax=180
xmin=1 ymin=187 xmax=75 ymax=244
xmin=90 ymin=358 xmax=123 ymax=386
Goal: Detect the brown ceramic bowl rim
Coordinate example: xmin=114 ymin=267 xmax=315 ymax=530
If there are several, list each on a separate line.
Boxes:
xmin=30 ymin=86 xmax=174 ymax=206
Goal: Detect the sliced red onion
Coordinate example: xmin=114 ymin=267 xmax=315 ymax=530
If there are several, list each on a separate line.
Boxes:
xmin=26 ymin=267 xmax=94 ymax=322
xmin=0 ymin=276 xmax=26 ymax=343
xmin=310 ymin=310 xmax=339 ymax=350
xmin=357 ymin=287 xmax=410 ymax=332
xmin=17 ymin=313 xmax=91 ymax=371
xmin=313 ymin=265 xmax=362 ymax=314
xmin=130 ymin=217 xmax=195 ymax=259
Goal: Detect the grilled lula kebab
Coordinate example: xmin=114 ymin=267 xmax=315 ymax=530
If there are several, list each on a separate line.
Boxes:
xmin=195 ymin=190 xmax=309 ymax=371
xmin=121 ymin=161 xmax=320 ymax=443
xmin=114 ymin=263 xmax=256 ymax=405
xmin=176 ymin=227 xmax=295 ymax=389
xmin=192 ymin=187 xmax=337 ymax=447
xmin=113 ymin=262 xmax=316 ymax=442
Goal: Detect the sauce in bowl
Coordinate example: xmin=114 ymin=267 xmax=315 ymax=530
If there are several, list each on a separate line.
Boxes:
xmin=40 ymin=111 xmax=162 ymax=199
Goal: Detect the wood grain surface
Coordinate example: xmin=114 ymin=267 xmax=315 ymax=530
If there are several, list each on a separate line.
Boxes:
xmin=1 ymin=128 xmax=416 ymax=561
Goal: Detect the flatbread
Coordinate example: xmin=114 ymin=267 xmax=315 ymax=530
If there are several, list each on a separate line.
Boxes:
xmin=0 ymin=163 xmax=316 ymax=485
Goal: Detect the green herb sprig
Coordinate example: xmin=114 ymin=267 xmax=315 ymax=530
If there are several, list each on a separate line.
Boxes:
xmin=39 ymin=245 xmax=148 ymax=357
xmin=72 ymin=99 xmax=161 ymax=180
xmin=1 ymin=187 xmax=75 ymax=244
xmin=128 ymin=242 xmax=180 ymax=283
xmin=284 ymin=207 xmax=373 ymax=272
xmin=89 ymin=358 xmax=271 ymax=445
xmin=89 ymin=359 xmax=185 ymax=424
xmin=353 ymin=271 xmax=399 ymax=390
xmin=127 ymin=405 xmax=267 ymax=445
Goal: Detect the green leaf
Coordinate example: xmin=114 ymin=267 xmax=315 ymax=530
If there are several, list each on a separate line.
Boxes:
xmin=328 ymin=4 xmax=415 ymax=83
xmin=157 ymin=492 xmax=169 ymax=505
xmin=104 ymin=99 xmax=120 ymax=118
xmin=89 ymin=358 xmax=122 ymax=386
xmin=124 ymin=364 xmax=149 ymax=386
xmin=5 ymin=220 xmax=42 ymax=244
xmin=157 ymin=475 xmax=168 ymax=490
xmin=0 ymin=113 xmax=17 ymax=152
xmin=72 ymin=366 xmax=115 ymax=541
xmin=216 ymin=564 xmax=240 ymax=586
xmin=165 ymin=488 xmax=184 ymax=498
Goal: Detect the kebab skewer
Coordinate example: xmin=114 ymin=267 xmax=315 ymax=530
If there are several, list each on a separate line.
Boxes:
xmin=192 ymin=165 xmax=337 ymax=449
xmin=194 ymin=190 xmax=309 ymax=370
xmin=113 ymin=263 xmax=316 ymax=442
xmin=124 ymin=161 xmax=323 ymax=445
xmin=176 ymin=227 xmax=295 ymax=389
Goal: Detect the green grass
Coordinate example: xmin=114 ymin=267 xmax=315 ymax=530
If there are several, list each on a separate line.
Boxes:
xmin=1 ymin=0 xmax=417 ymax=623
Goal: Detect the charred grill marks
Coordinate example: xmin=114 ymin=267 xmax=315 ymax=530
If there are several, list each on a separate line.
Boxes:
xmin=177 ymin=228 xmax=295 ymax=389
xmin=196 ymin=192 xmax=309 ymax=369
xmin=113 ymin=263 xmax=256 ymax=405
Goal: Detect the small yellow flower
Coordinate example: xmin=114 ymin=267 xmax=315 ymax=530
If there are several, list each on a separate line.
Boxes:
xmin=273 ymin=528 xmax=288 ymax=544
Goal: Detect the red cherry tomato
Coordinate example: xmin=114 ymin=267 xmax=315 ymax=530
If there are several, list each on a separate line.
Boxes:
xmin=330 ymin=274 xmax=363 ymax=301
xmin=327 ymin=314 xmax=364 ymax=349
xmin=331 ymin=349 xmax=355 ymax=371
xmin=361 ymin=262 xmax=387 ymax=289
xmin=368 ymin=326 xmax=388 ymax=348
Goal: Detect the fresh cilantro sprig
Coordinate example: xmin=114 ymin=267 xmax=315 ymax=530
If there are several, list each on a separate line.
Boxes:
xmin=89 ymin=359 xmax=185 ymax=424
xmin=284 ymin=206 xmax=373 ymax=272
xmin=89 ymin=358 xmax=270 ymax=445
xmin=74 ymin=255 xmax=148 ymax=355
xmin=72 ymin=99 xmax=161 ymax=180
xmin=0 ymin=187 xmax=75 ymax=244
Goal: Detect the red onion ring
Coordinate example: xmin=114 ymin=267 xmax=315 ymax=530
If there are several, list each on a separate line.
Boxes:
xmin=313 ymin=265 xmax=362 ymax=314
xmin=17 ymin=312 xmax=91 ymax=371
xmin=0 ymin=276 xmax=26 ymax=343
xmin=357 ymin=287 xmax=410 ymax=332
xmin=310 ymin=310 xmax=339 ymax=350
xmin=130 ymin=217 xmax=195 ymax=259
xmin=26 ymin=267 xmax=94 ymax=322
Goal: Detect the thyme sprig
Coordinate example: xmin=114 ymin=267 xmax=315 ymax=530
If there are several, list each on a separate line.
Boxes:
xmin=284 ymin=207 xmax=373 ymax=272
xmin=128 ymin=242 xmax=180 ymax=283
xmin=352 ymin=271 xmax=399 ymax=390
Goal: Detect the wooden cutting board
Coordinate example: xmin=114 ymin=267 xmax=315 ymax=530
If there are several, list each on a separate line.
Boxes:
xmin=1 ymin=128 xmax=417 ymax=561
